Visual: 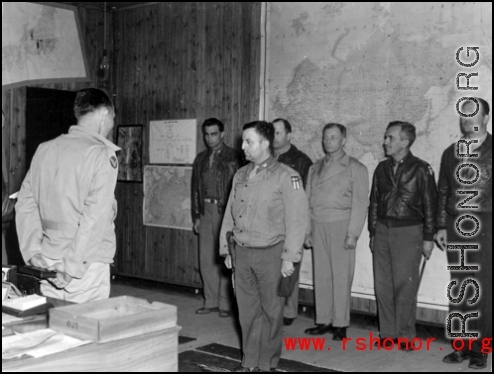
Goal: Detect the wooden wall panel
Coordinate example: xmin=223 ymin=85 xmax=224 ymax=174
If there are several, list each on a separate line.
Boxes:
xmin=112 ymin=2 xmax=262 ymax=287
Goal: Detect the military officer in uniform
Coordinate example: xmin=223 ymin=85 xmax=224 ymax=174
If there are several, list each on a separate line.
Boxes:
xmin=16 ymin=88 xmax=119 ymax=303
xmin=220 ymin=121 xmax=309 ymax=372
xmin=272 ymin=118 xmax=313 ymax=326
xmin=304 ymin=123 xmax=369 ymax=340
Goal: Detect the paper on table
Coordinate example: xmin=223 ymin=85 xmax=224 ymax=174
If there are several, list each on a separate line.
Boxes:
xmin=2 ymin=329 xmax=91 ymax=359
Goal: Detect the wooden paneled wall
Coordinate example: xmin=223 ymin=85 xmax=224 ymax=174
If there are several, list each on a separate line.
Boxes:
xmin=112 ymin=3 xmax=262 ymax=286
xmin=2 ymin=6 xmax=113 ymax=194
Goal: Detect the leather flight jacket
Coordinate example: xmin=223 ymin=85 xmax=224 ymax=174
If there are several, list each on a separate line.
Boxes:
xmin=191 ymin=143 xmax=241 ymax=221
xmin=369 ymin=151 xmax=437 ymax=241
xmin=437 ymin=133 xmax=492 ymax=229
xmin=276 ymin=144 xmax=313 ymax=188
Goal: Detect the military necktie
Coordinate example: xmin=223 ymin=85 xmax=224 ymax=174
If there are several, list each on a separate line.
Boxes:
xmin=249 ymin=164 xmax=259 ymax=179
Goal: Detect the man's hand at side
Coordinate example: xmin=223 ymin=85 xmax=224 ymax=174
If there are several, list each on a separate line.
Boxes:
xmin=281 ymin=260 xmax=294 ymax=278
xmin=47 ymin=262 xmax=73 ymax=289
xmin=29 ymin=254 xmax=49 ymax=269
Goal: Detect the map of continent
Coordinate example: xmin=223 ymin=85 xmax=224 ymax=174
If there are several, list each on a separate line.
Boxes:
xmin=267 ymin=2 xmax=492 ymax=307
xmin=2 ymin=2 xmax=87 ymax=87
xmin=143 ymin=166 xmax=193 ymax=231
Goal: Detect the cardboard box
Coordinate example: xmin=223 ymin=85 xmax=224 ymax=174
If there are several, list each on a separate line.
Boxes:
xmin=49 ymin=296 xmax=177 ymax=343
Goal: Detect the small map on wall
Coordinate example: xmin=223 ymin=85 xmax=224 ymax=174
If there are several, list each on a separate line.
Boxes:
xmin=2 ymin=2 xmax=89 ymax=88
xmin=149 ymin=119 xmax=197 ymax=164
xmin=143 ymin=165 xmax=193 ymax=231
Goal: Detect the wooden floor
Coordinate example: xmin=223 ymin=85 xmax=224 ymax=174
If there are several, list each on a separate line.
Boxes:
xmin=110 ymin=279 xmax=492 ymax=372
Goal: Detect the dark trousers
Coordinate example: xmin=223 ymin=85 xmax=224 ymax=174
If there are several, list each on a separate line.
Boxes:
xmin=235 ymin=242 xmax=284 ymax=372
xmin=446 ymin=213 xmax=492 ymax=354
xmin=373 ymin=222 xmax=423 ymax=340
xmin=199 ymin=202 xmax=231 ymax=311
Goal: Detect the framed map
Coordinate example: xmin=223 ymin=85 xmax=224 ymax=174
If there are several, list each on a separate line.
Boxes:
xmin=149 ymin=119 xmax=196 ymax=165
xmin=116 ymin=125 xmax=143 ymax=183
xmin=2 ymin=2 xmax=89 ymax=89
xmin=143 ymin=165 xmax=193 ymax=231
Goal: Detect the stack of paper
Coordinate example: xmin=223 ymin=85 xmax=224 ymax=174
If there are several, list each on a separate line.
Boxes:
xmin=3 ymin=295 xmax=47 ymax=311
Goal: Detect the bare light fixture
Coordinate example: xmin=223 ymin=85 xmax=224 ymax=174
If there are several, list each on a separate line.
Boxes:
xmin=99 ymin=2 xmax=109 ymax=79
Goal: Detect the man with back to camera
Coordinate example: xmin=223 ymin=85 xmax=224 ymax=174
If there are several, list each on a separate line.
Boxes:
xmin=220 ymin=121 xmax=309 ymax=372
xmin=368 ymin=121 xmax=437 ymax=349
xmin=272 ymin=117 xmax=313 ymax=326
xmin=15 ymin=88 xmax=119 ymax=303
xmin=191 ymin=118 xmax=241 ymax=318
xmin=304 ymin=123 xmax=369 ymax=341
xmin=436 ymin=98 xmax=492 ymax=369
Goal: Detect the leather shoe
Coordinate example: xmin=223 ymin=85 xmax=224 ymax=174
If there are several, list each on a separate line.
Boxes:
xmin=219 ymin=310 xmax=231 ymax=318
xmin=305 ymin=324 xmax=334 ymax=335
xmin=332 ymin=327 xmax=347 ymax=341
xmin=231 ymin=366 xmax=259 ymax=372
xmin=442 ymin=350 xmax=470 ymax=363
xmin=468 ymin=353 xmax=487 ymax=369
xmin=195 ymin=307 xmax=219 ymax=315
xmin=283 ymin=317 xmax=294 ymax=326
xmin=399 ymin=341 xmax=415 ymax=352
xmin=374 ymin=338 xmax=398 ymax=348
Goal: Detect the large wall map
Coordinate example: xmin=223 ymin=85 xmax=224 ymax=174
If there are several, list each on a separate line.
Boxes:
xmin=2 ymin=2 xmax=88 ymax=88
xmin=267 ymin=2 xmax=492 ymax=308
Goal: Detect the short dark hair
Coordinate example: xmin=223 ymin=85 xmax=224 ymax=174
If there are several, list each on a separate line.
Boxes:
xmin=243 ymin=121 xmax=275 ymax=155
xmin=461 ymin=97 xmax=490 ymax=116
xmin=387 ymin=121 xmax=416 ymax=148
xmin=202 ymin=118 xmax=225 ymax=132
xmin=74 ymin=88 xmax=113 ymax=119
xmin=322 ymin=123 xmax=347 ymax=138
xmin=272 ymin=118 xmax=292 ymax=133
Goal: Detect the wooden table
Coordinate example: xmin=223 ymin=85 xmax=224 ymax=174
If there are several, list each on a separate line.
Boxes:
xmin=2 ymin=325 xmax=181 ymax=372
xmin=2 ymin=297 xmax=181 ymax=372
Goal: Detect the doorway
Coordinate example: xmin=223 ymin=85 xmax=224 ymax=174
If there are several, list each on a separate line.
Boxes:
xmin=25 ymin=87 xmax=77 ymax=169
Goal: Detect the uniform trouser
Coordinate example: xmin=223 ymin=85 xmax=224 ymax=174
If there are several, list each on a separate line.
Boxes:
xmin=199 ymin=202 xmax=231 ymax=311
xmin=2 ymin=231 xmax=7 ymax=265
xmin=446 ymin=213 xmax=492 ymax=355
xmin=313 ymin=220 xmax=354 ymax=327
xmin=373 ymin=222 xmax=423 ymax=340
xmin=235 ymin=242 xmax=284 ymax=372
xmin=40 ymin=257 xmax=111 ymax=304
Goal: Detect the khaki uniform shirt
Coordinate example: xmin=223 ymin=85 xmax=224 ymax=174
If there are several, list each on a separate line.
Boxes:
xmin=220 ymin=156 xmax=309 ymax=263
xmin=16 ymin=126 xmax=120 ymax=279
xmin=307 ymin=151 xmax=369 ymax=239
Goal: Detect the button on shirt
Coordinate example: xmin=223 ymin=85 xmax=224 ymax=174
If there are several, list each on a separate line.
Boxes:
xmin=219 ymin=156 xmax=309 ymax=263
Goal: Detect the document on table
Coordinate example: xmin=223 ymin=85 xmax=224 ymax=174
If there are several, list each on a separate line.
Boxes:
xmin=2 ymin=329 xmax=91 ymax=359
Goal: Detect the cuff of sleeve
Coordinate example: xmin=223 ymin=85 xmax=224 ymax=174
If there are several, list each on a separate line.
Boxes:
xmin=423 ymin=232 xmax=435 ymax=241
xmin=219 ymin=244 xmax=229 ymax=257
xmin=64 ymin=258 xmax=88 ymax=279
xmin=281 ymin=249 xmax=302 ymax=263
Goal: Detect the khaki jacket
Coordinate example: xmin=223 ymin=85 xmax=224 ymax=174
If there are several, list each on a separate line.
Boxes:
xmin=307 ymin=152 xmax=369 ymax=239
xmin=16 ymin=126 xmax=120 ymax=279
xmin=220 ymin=157 xmax=309 ymax=263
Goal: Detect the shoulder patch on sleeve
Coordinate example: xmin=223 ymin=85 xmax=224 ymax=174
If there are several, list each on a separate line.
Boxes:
xmin=110 ymin=155 xmax=118 ymax=169
xmin=291 ymin=176 xmax=301 ymax=190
